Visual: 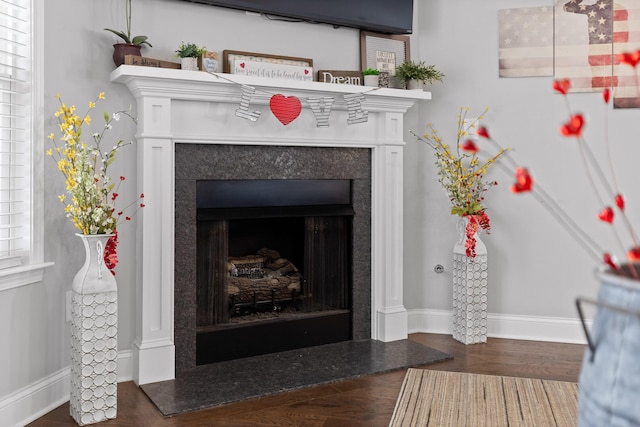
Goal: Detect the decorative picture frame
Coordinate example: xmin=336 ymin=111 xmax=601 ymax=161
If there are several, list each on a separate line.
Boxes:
xmin=200 ymin=51 xmax=220 ymax=73
xmin=360 ymin=31 xmax=410 ymax=89
xmin=222 ymin=50 xmax=314 ymax=75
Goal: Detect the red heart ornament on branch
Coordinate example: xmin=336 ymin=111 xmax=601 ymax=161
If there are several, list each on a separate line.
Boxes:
xmin=270 ymin=94 xmax=302 ymax=125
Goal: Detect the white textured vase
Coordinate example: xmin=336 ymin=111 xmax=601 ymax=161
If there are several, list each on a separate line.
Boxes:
xmin=181 ymin=57 xmax=199 ymax=71
xmin=70 ymin=234 xmax=118 ymax=426
xmin=406 ymin=79 xmax=424 ymax=90
xmin=364 ymin=74 xmax=379 ymax=87
xmin=452 ymin=218 xmax=488 ymax=345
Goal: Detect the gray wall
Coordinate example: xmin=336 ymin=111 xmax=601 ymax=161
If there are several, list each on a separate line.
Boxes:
xmin=4 ymin=0 xmax=633 ymax=409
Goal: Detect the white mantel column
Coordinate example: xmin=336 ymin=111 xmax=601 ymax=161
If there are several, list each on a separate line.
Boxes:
xmin=131 ymin=96 xmax=176 ymax=385
xmin=372 ymin=111 xmax=408 ymax=342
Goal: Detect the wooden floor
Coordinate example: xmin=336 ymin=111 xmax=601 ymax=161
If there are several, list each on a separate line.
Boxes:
xmin=27 ymin=333 xmax=586 ymax=427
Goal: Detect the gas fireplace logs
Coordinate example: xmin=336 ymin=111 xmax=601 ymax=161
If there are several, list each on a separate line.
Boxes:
xmin=227 ymin=248 xmax=302 ymax=303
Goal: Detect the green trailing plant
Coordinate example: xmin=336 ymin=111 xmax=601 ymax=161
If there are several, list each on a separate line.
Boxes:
xmin=363 ymin=68 xmax=380 ymax=76
xmin=104 ymin=0 xmax=152 ymax=47
xmin=175 ymin=42 xmax=206 ymax=58
xmin=395 ymin=60 xmax=444 ymax=84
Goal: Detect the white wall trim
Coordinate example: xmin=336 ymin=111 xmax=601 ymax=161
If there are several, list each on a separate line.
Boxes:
xmin=408 ymin=308 xmax=591 ymax=344
xmin=1 ymin=351 xmax=133 ymax=427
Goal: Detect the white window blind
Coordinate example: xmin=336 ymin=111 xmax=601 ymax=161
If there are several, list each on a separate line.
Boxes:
xmin=0 ymin=0 xmax=29 ymax=268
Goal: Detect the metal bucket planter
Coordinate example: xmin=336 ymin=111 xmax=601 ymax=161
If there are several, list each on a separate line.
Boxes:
xmin=576 ymin=265 xmax=640 ymax=426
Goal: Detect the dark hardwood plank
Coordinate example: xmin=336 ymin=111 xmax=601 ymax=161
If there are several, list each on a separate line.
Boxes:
xmin=26 ymin=333 xmax=586 ymax=427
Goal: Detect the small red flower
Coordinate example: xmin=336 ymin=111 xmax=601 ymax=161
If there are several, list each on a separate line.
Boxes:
xmin=560 ymin=114 xmax=585 ymax=138
xmin=597 ymin=206 xmax=614 ymax=224
xmin=615 ymin=194 xmax=625 ymax=211
xmin=618 ymin=50 xmax=640 ymax=68
xmin=602 ymin=88 xmax=611 ymax=104
xmin=125 ymin=216 xmax=131 ymax=221
xmin=603 ymin=253 xmax=619 ymax=270
xmin=140 ymin=203 xmax=145 ymax=208
xmin=104 ymin=229 xmax=119 ymax=275
xmin=627 ymin=247 xmax=640 ymax=262
xmin=111 ymin=192 xmax=119 ymax=201
xmin=460 ymin=139 xmax=479 ymax=153
xmin=140 ymin=193 xmax=145 ymax=198
xmin=510 ymin=167 xmax=533 ymax=193
xmin=477 ymin=126 xmax=490 ymax=139
xmin=120 ymin=176 xmax=125 ymax=181
xmin=553 ymin=79 xmax=571 ymax=95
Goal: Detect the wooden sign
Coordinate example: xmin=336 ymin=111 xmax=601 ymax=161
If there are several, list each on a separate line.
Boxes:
xmin=231 ymin=60 xmax=313 ymax=82
xmin=124 ymin=55 xmax=180 ymax=69
xmin=317 ymin=70 xmax=363 ymax=86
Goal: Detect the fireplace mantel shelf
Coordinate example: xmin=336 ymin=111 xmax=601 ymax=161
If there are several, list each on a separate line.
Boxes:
xmin=111 ymin=65 xmax=431 ymax=111
xmin=113 ymin=65 xmax=424 ymax=386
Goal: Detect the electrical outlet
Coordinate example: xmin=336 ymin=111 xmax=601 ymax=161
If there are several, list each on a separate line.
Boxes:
xmin=66 ymin=291 xmax=72 ymax=322
xmin=463 ymin=118 xmax=479 ymax=140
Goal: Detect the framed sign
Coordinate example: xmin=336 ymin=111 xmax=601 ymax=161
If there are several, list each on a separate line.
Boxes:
xmin=360 ymin=32 xmax=410 ymax=89
xmin=223 ymin=50 xmax=314 ymax=77
xmin=231 ymin=59 xmax=313 ymax=82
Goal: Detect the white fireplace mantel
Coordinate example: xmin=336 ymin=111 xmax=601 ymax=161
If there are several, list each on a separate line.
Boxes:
xmin=111 ymin=65 xmax=430 ymax=385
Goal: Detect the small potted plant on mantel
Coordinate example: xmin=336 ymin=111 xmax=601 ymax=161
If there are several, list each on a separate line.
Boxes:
xmin=395 ymin=60 xmax=444 ymax=90
xmin=362 ymin=68 xmax=380 ymax=87
xmin=175 ymin=41 xmax=206 ymax=71
xmin=104 ymin=0 xmax=152 ymax=67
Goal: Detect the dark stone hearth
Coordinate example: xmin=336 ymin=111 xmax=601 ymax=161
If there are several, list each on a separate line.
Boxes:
xmin=141 ymin=339 xmax=453 ymax=416
xmin=174 ymin=144 xmax=372 ymax=375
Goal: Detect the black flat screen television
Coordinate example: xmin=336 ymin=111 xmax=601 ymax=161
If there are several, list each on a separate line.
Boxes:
xmin=176 ymin=0 xmax=413 ymax=34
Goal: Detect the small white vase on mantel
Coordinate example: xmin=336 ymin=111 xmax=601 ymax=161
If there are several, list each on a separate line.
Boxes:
xmin=69 ymin=233 xmax=118 ymax=426
xmin=451 ymin=217 xmax=488 ymax=345
xmin=180 ymin=57 xmax=199 ymax=71
xmin=364 ymin=74 xmax=379 ymax=87
xmin=406 ymin=79 xmax=425 ymax=90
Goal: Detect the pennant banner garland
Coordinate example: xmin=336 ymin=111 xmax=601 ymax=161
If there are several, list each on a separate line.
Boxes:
xmin=306 ymin=96 xmax=335 ymax=128
xmin=211 ymin=72 xmax=376 ymax=128
xmin=235 ymin=85 xmax=261 ymax=122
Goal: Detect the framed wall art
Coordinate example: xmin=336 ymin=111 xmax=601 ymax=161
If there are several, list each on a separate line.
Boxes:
xmin=360 ymin=31 xmax=410 ymax=89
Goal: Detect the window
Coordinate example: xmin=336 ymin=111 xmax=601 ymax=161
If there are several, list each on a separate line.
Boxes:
xmin=0 ymin=0 xmax=51 ymax=291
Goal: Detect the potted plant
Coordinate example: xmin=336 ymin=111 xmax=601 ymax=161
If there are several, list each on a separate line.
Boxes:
xmin=395 ymin=60 xmax=444 ymax=90
xmin=362 ymin=68 xmax=380 ymax=87
xmin=104 ymin=0 xmax=152 ymax=67
xmin=175 ymin=42 xmax=206 ymax=70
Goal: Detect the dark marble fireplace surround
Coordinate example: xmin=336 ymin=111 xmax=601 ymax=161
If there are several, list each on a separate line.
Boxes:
xmin=174 ymin=143 xmax=372 ymax=376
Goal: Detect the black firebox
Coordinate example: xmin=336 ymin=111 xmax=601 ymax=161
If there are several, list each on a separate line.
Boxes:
xmin=195 ymin=179 xmax=354 ymax=364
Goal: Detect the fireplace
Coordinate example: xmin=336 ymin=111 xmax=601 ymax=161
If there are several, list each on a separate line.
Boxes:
xmin=175 ymin=144 xmax=371 ymax=374
xmin=112 ymin=66 xmax=429 ymax=385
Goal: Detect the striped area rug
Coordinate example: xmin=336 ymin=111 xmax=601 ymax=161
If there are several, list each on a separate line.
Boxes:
xmin=389 ymin=369 xmax=578 ymax=426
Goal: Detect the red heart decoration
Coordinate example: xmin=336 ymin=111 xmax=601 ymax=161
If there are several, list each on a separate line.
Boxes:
xmin=560 ymin=114 xmax=584 ymax=138
xmin=597 ymin=206 xmax=614 ymax=224
xmin=269 ymin=94 xmax=302 ymax=125
xmin=240 ymin=62 xmax=245 ymax=69
xmin=304 ymin=69 xmax=309 ymax=75
xmin=553 ymin=79 xmax=570 ymax=95
xmin=510 ymin=167 xmax=533 ymax=193
xmin=459 ymin=139 xmax=478 ymax=153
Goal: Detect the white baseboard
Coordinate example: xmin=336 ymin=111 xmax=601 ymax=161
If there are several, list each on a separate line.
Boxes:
xmin=1 ymin=350 xmax=133 ymax=427
xmin=407 ymin=308 xmax=590 ymax=344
